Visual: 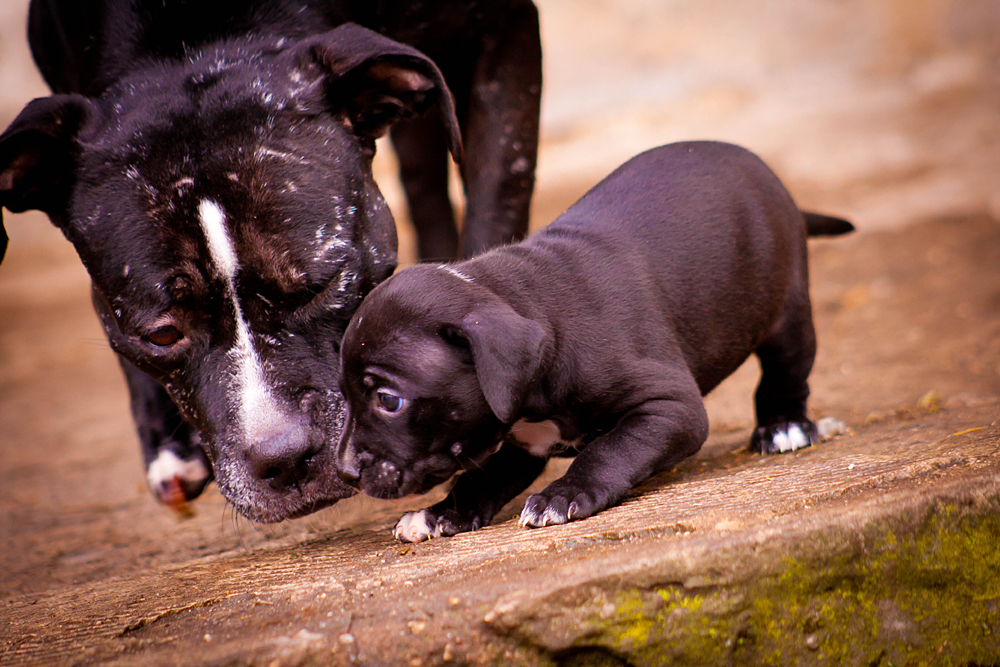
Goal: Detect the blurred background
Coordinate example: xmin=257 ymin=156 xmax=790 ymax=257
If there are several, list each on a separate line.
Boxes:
xmin=1 ymin=0 xmax=998 ymax=601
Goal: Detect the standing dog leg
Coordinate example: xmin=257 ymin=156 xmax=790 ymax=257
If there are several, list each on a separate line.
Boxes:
xmin=751 ymin=292 xmax=819 ymax=454
xmin=390 ymin=114 xmax=460 ymax=262
xmin=458 ymin=0 xmax=542 ymax=258
xmin=118 ymin=358 xmax=213 ymax=509
xmin=394 ymin=443 xmax=547 ymax=542
xmin=520 ymin=385 xmax=709 ymax=528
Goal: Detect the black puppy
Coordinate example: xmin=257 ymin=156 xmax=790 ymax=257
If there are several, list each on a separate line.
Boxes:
xmin=0 ymin=0 xmax=541 ymax=521
xmin=335 ymin=141 xmax=853 ymax=542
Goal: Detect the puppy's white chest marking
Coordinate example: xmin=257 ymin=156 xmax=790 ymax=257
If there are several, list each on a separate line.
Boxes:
xmin=509 ymin=419 xmax=570 ymax=457
xmin=198 ymin=199 xmax=283 ymax=440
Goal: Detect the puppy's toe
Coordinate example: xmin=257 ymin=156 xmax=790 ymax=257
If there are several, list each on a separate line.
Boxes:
xmin=394 ymin=509 xmax=440 ymax=543
xmin=752 ymin=420 xmax=818 ymax=454
xmin=434 ymin=510 xmax=483 ymax=537
xmin=519 ymin=493 xmax=572 ymax=528
xmin=567 ymin=492 xmax=600 ymax=520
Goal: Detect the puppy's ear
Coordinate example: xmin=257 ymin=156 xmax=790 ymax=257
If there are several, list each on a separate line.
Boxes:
xmin=299 ymin=23 xmax=462 ymax=162
xmin=0 ymin=94 xmax=98 ymax=260
xmin=460 ymin=304 xmax=546 ymax=424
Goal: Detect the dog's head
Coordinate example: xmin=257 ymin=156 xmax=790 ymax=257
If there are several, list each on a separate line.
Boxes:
xmin=335 ymin=265 xmax=547 ymax=499
xmin=0 ymin=24 xmax=461 ymax=522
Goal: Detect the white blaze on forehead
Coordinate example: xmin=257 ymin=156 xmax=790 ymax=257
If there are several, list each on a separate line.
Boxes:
xmin=197 ymin=199 xmax=283 ymax=440
xmin=198 ymin=200 xmax=238 ymax=281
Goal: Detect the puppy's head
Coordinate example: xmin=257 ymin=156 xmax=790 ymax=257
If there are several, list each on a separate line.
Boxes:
xmin=0 ymin=24 xmax=462 ymax=522
xmin=336 ymin=265 xmax=547 ymax=499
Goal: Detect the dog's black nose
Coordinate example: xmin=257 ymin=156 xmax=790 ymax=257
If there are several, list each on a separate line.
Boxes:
xmin=247 ymin=420 xmax=318 ymax=491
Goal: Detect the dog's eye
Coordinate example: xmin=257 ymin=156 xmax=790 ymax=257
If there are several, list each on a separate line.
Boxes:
xmin=144 ymin=325 xmax=182 ymax=347
xmin=375 ymin=389 xmax=405 ymax=414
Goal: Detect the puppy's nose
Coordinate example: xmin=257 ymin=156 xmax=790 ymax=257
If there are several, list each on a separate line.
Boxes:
xmin=336 ymin=440 xmax=368 ymax=484
xmin=247 ymin=419 xmax=318 ymax=491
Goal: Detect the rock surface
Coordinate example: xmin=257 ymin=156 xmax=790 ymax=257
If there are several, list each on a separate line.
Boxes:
xmin=2 ymin=0 xmax=1000 ymax=665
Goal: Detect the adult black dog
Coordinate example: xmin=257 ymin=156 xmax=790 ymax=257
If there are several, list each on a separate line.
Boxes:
xmin=334 ymin=141 xmax=853 ymax=542
xmin=0 ymin=0 xmax=541 ymax=522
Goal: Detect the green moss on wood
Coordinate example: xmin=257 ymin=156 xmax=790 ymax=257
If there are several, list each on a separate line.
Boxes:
xmin=513 ymin=498 xmax=1000 ymax=666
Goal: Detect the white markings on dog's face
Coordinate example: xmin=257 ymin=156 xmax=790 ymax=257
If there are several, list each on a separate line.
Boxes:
xmin=313 ymin=221 xmax=350 ymax=263
xmin=436 ymin=264 xmax=474 ymax=284
xmin=771 ymin=424 xmax=810 ymax=452
xmin=197 ymin=199 xmax=284 ymax=442
xmin=394 ymin=509 xmax=442 ymax=543
xmin=198 ymin=200 xmax=238 ymax=281
xmin=146 ymin=449 xmax=210 ymax=495
xmin=255 ymin=145 xmax=310 ymax=165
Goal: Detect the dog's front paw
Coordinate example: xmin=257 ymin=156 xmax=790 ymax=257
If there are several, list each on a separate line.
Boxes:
xmin=147 ymin=446 xmax=213 ymax=515
xmin=752 ymin=420 xmax=818 ymax=454
xmin=519 ymin=483 xmax=610 ymax=528
xmin=393 ymin=508 xmax=483 ymax=543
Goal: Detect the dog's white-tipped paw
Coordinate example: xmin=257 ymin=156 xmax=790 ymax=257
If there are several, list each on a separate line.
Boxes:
xmin=817 ymin=416 xmax=847 ymax=439
xmin=147 ymin=450 xmax=210 ymax=501
xmin=394 ymin=509 xmax=441 ymax=543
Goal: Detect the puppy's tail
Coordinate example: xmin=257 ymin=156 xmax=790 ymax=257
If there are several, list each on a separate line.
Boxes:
xmin=802 ymin=211 xmax=855 ymax=237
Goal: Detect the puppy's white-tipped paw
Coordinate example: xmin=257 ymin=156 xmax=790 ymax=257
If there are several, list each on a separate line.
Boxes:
xmin=752 ymin=421 xmax=818 ymax=455
xmin=394 ymin=509 xmax=441 ymax=543
xmin=773 ymin=424 xmax=809 ymax=452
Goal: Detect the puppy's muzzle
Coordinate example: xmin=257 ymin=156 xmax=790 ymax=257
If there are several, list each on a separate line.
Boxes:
xmin=336 ymin=440 xmax=404 ymax=497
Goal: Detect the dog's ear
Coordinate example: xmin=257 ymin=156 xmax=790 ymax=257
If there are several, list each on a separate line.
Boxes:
xmin=460 ymin=304 xmax=546 ymax=424
xmin=301 ymin=23 xmax=462 ymax=162
xmin=0 ymin=95 xmax=98 ymax=258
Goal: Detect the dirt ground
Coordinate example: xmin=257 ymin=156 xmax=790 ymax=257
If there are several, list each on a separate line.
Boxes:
xmin=2 ymin=1 xmax=1000 ymax=665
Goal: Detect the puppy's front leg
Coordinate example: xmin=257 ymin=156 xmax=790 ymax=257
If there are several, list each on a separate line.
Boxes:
xmin=394 ymin=443 xmax=547 ymax=542
xmin=520 ymin=394 xmax=708 ymax=528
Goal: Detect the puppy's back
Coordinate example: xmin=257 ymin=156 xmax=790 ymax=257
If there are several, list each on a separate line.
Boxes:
xmin=522 ymin=141 xmax=808 ymax=391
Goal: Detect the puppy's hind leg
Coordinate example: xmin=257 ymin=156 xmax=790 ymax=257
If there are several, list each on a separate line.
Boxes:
xmin=751 ymin=293 xmax=819 ymax=454
xmin=394 ymin=443 xmax=547 ymax=543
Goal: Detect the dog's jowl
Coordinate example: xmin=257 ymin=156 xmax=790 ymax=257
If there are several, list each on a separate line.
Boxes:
xmin=335 ymin=141 xmax=854 ymax=542
xmin=0 ymin=1 xmax=542 ymax=521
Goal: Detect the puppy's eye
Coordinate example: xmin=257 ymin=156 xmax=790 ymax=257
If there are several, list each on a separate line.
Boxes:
xmin=375 ymin=389 xmax=406 ymax=414
xmin=144 ymin=325 xmax=182 ymax=347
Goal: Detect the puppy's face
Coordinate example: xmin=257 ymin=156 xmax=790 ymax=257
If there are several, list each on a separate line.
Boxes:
xmin=0 ymin=26 xmax=462 ymax=522
xmin=336 ymin=266 xmax=547 ymax=499
xmin=337 ymin=301 xmax=506 ymax=499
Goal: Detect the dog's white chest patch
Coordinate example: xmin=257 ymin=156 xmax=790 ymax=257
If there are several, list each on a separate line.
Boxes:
xmin=198 ymin=199 xmax=283 ymax=440
xmin=509 ymin=419 xmax=566 ymax=457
